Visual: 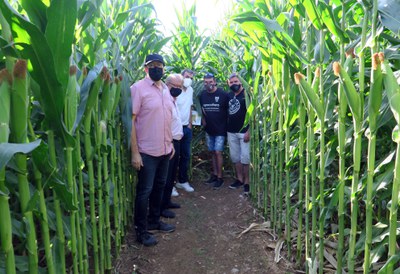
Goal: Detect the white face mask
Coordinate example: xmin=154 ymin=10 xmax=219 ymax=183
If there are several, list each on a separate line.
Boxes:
xmin=183 ymin=78 xmax=192 ymax=88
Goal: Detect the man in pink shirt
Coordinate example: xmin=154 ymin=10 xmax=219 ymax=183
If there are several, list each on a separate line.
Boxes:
xmin=131 ymin=53 xmax=175 ymax=246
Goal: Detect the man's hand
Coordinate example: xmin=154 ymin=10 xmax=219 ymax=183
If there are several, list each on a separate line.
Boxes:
xmin=244 ymin=131 xmax=250 ymax=143
xmin=132 ymin=152 xmax=143 ymax=170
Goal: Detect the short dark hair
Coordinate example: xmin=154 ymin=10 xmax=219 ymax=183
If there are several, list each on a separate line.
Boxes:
xmin=204 ymin=72 xmax=215 ymax=79
xmin=181 ymin=69 xmax=194 ymax=76
xmin=229 ymin=73 xmax=239 ymax=80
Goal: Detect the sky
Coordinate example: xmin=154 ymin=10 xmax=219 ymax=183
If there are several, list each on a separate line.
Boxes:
xmin=151 ymin=0 xmax=234 ymax=35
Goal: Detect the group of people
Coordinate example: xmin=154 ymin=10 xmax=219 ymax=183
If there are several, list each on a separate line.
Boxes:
xmin=130 ymin=53 xmax=250 ymax=247
xmin=199 ymin=72 xmax=250 ymax=193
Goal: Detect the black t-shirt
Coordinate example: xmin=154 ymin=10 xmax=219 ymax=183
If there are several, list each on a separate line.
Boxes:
xmin=227 ymin=89 xmax=249 ymax=133
xmin=199 ymin=88 xmax=229 ymax=136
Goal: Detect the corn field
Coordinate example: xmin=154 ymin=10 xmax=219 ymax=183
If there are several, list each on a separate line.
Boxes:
xmin=0 ymin=0 xmax=400 ymax=273
xmin=0 ymin=0 xmax=169 ymax=273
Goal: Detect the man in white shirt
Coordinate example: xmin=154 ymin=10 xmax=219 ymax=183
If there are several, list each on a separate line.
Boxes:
xmin=161 ymin=74 xmax=184 ymax=218
xmin=175 ymin=69 xmax=195 ymax=193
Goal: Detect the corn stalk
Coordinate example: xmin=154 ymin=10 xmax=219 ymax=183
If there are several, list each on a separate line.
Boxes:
xmin=380 ymin=52 xmax=400 ymax=274
xmin=10 ymin=60 xmax=39 ymax=274
xmin=0 ymin=69 xmax=16 ymax=274
xmin=333 ymin=61 xmax=363 ymax=274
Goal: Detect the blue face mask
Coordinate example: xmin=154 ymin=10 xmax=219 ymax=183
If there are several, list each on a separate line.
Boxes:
xmin=148 ymin=67 xmax=163 ymax=81
xmin=170 ymin=87 xmax=182 ymax=97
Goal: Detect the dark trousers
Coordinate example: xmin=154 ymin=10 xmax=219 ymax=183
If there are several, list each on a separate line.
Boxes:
xmin=162 ymin=140 xmax=180 ymax=209
xmin=178 ymin=126 xmax=192 ymax=183
xmin=134 ymin=153 xmax=170 ymax=234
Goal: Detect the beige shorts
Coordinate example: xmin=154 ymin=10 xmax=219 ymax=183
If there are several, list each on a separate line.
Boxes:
xmin=227 ymin=132 xmax=250 ymax=164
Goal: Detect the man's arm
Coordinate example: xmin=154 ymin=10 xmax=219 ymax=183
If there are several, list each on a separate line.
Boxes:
xmin=131 ymin=114 xmax=143 ymax=170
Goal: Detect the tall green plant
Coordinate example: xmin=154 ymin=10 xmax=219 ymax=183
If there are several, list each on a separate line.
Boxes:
xmin=0 ymin=69 xmax=16 ymax=274
xmin=10 ymin=60 xmax=39 ymax=274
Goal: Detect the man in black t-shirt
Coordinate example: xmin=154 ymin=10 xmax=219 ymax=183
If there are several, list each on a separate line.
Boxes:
xmin=199 ymin=73 xmax=229 ymax=189
xmin=226 ymin=73 xmax=250 ymax=195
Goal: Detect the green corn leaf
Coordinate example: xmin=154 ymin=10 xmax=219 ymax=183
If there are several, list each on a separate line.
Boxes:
xmin=45 ymin=0 xmax=77 ymax=87
xmin=107 ymin=82 xmax=117 ymax=121
xmin=392 ymin=125 xmax=400 ymax=143
xmin=112 ymin=77 xmax=122 ymax=115
xmin=368 ymin=55 xmax=383 ymax=131
xmin=31 ymin=141 xmax=55 ymax=176
xmin=381 ymin=55 xmax=400 ymax=124
xmin=0 ymin=70 xmax=11 ymax=143
xmin=389 ymin=94 xmax=400 ymax=125
xmin=378 ymin=254 xmax=400 ymax=274
xmin=320 ymin=1 xmax=348 ymax=42
xmin=378 ymin=0 xmax=400 ymax=35
xmin=73 ymin=63 xmax=105 ymax=133
xmin=100 ymin=74 xmax=111 ymax=121
xmin=303 ymin=0 xmax=323 ymax=30
xmin=295 ymin=73 xmax=324 ymax=120
xmin=20 ymin=0 xmax=47 ymax=32
xmin=49 ymin=177 xmax=76 ymax=211
xmin=25 ymin=190 xmax=40 ymax=213
xmin=64 ymin=66 xmax=78 ymax=134
xmin=243 ymin=72 xmax=260 ymax=128
xmin=380 ymin=56 xmax=400 ymax=101
xmin=0 ymin=140 xmax=41 ymax=169
xmin=10 ymin=60 xmax=28 ymax=144
xmin=77 ymin=1 xmax=97 ymax=33
xmin=0 ymin=36 xmax=19 ymax=58
xmin=334 ymin=62 xmax=362 ymax=122
xmin=0 ymin=1 xmax=74 ymax=148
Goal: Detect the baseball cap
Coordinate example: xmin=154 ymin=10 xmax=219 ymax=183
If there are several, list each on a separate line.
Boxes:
xmin=145 ymin=53 xmax=165 ymax=66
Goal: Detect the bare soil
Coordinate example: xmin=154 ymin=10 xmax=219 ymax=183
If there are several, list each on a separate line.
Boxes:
xmin=115 ymin=161 xmax=295 ymax=274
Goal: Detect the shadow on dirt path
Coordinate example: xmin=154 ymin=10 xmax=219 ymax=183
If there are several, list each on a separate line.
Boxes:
xmin=115 ymin=171 xmax=295 ymax=274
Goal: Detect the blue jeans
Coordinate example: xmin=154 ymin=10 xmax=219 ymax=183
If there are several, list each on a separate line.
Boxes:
xmin=178 ymin=126 xmax=192 ymax=183
xmin=134 ymin=153 xmax=170 ymax=234
xmin=162 ymin=140 xmax=180 ymax=209
xmin=205 ymin=134 xmax=225 ymax=151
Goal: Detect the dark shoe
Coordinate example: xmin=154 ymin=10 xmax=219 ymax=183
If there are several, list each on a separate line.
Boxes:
xmin=161 ymin=209 xmax=176 ymax=218
xmin=167 ymin=202 xmax=181 ymax=209
xmin=137 ymin=232 xmax=158 ymax=246
xmin=213 ymin=178 xmax=224 ymax=190
xmin=229 ymin=179 xmax=244 ymax=189
xmin=148 ymin=221 xmax=175 ymax=233
xmin=243 ymin=184 xmax=250 ymax=195
xmin=205 ymin=174 xmax=218 ymax=185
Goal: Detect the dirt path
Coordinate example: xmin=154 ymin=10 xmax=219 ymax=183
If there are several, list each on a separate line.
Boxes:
xmin=115 ymin=172 xmax=295 ymax=274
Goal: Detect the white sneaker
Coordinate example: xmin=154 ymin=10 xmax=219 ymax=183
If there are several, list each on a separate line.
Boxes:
xmin=171 ymin=187 xmax=179 ymax=197
xmin=175 ymin=182 xmax=194 ymax=192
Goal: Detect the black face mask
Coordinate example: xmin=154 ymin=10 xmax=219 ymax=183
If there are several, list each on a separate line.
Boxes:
xmin=170 ymin=87 xmax=182 ymax=97
xmin=230 ymin=84 xmax=241 ymax=92
xmin=148 ymin=67 xmax=163 ymax=81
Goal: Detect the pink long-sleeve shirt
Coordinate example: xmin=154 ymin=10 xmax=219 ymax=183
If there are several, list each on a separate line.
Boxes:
xmin=131 ymin=77 xmax=174 ymax=157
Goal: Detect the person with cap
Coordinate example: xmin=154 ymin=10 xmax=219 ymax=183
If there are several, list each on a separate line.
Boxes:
xmin=226 ymin=73 xmax=250 ymax=195
xmin=160 ymin=73 xmax=184 ymax=219
xmin=199 ymin=72 xmax=229 ymax=189
xmin=175 ymin=69 xmax=195 ymax=194
xmin=130 ymin=53 xmax=175 ymax=247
